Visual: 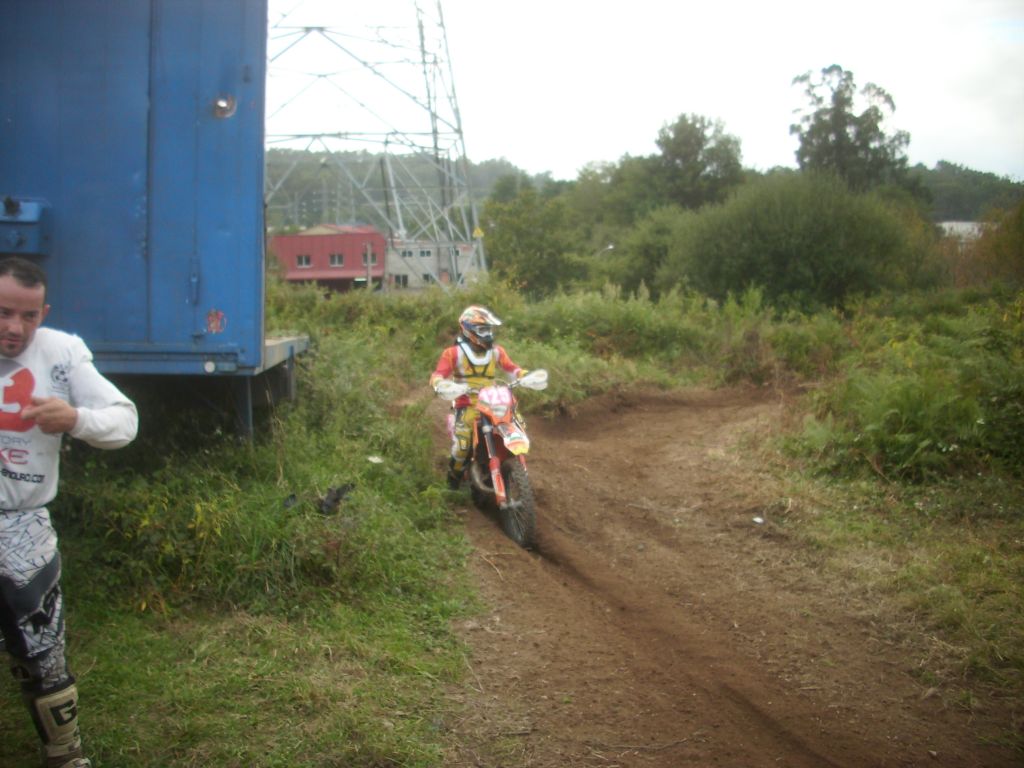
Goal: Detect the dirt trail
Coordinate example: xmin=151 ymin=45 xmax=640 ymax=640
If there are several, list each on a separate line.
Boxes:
xmin=440 ymin=387 xmax=1018 ymax=768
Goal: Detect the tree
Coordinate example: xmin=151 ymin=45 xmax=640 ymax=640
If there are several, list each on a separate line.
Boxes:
xmin=655 ymin=114 xmax=744 ymax=208
xmin=481 ymin=187 xmax=575 ymax=298
xmin=911 ymin=161 xmax=1024 ymax=221
xmin=655 ymin=172 xmax=934 ymax=309
xmin=488 ymin=172 xmax=535 ymax=204
xmin=972 ymin=201 xmax=1024 ymax=287
xmin=560 ymin=157 xmax=664 ymax=233
xmin=604 ymin=155 xmax=668 ymax=226
xmin=555 ymin=115 xmax=743 ymax=235
xmin=605 ymin=206 xmax=694 ymax=297
xmin=790 ymin=65 xmax=910 ymax=192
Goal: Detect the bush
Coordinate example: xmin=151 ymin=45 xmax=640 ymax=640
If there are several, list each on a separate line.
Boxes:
xmin=798 ymin=290 xmax=1024 ymax=479
xmin=766 ymin=309 xmax=849 ymax=378
xmin=655 ymin=172 xmax=936 ymax=310
xmin=57 ymin=288 xmax=477 ymax=609
xmin=975 ymin=201 xmax=1024 ymax=287
xmin=508 ymin=285 xmax=711 ymax=365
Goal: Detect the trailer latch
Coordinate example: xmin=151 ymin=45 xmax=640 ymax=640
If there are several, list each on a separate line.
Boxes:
xmin=0 ymin=196 xmax=51 ymax=257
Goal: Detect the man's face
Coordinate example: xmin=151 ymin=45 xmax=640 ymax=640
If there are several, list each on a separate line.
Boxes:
xmin=0 ymin=274 xmax=49 ymax=358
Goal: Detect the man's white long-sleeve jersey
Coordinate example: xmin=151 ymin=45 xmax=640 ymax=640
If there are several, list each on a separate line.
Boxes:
xmin=0 ymin=327 xmax=138 ymax=510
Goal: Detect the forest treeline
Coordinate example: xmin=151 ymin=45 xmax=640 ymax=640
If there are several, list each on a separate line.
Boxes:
xmin=266 ymin=65 xmax=1023 ymax=312
xmin=478 ymin=66 xmax=1023 ymax=310
xmin=266 ymin=148 xmax=1024 ymax=228
xmin=265 ymin=137 xmax=1021 ymax=230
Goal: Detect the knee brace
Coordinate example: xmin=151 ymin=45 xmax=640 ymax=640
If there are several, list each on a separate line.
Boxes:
xmin=10 ymin=638 xmax=70 ymax=691
xmin=0 ymin=552 xmax=64 ymax=656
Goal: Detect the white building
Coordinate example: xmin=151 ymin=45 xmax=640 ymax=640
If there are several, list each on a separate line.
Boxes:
xmin=938 ymin=221 xmax=985 ymax=241
xmin=386 ymin=239 xmax=484 ymax=289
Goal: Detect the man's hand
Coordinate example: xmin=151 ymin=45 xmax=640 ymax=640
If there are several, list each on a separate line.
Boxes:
xmin=21 ymin=396 xmax=78 ymax=434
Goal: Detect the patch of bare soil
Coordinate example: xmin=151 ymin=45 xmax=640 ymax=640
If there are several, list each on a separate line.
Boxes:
xmin=439 ymin=387 xmax=1018 ymax=768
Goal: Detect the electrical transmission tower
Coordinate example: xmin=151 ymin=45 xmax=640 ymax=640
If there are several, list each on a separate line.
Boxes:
xmin=265 ymin=0 xmax=486 ymax=286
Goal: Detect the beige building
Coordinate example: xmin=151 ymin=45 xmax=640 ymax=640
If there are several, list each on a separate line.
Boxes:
xmin=386 ymin=239 xmax=485 ymax=289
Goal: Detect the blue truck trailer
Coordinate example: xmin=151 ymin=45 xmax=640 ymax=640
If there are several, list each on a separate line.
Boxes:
xmin=0 ymin=0 xmax=306 ymax=435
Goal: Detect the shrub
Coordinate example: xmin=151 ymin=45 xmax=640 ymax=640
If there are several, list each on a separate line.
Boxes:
xmin=798 ymin=290 xmax=1024 ymax=479
xmin=975 ymin=201 xmax=1024 ymax=287
xmin=655 ymin=172 xmax=935 ymax=310
xmin=57 ymin=291 xmax=473 ymax=609
xmin=767 ymin=310 xmax=849 ymax=378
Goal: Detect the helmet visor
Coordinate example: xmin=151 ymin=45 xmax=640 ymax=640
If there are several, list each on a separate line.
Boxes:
xmin=469 ymin=323 xmax=495 ymax=343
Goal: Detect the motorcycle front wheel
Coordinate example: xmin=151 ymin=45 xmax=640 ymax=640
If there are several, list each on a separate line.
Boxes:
xmin=498 ymin=459 xmax=537 ymax=549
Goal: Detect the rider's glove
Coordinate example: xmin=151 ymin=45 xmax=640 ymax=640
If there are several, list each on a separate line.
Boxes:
xmin=434 ymin=379 xmax=469 ymax=401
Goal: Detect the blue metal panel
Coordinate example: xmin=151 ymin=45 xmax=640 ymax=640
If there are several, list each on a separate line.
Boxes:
xmin=0 ymin=0 xmax=151 ymax=343
xmin=0 ymin=0 xmax=271 ymax=376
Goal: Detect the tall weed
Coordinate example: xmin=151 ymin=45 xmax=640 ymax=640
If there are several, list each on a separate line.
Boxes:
xmin=57 ymin=316 xmax=465 ymax=611
xmin=508 ymin=285 xmax=713 ymax=364
xmin=506 ymin=283 xmax=847 ymax=386
xmin=798 ymin=290 xmax=1024 ymax=479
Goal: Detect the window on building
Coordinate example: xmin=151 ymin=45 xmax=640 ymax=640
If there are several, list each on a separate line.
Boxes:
xmin=393 ymin=274 xmax=409 ymax=288
xmin=296 ymin=254 xmax=311 ymax=268
xmin=361 ymin=249 xmax=378 ymax=266
xmin=329 ymin=253 xmax=344 ymax=267
xmin=419 ymin=249 xmax=432 ymax=258
xmin=400 ymin=249 xmax=414 ymax=258
xmin=422 ymin=274 xmax=433 ymax=283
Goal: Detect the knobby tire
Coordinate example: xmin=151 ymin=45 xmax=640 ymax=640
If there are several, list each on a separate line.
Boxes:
xmin=498 ymin=459 xmax=537 ymax=549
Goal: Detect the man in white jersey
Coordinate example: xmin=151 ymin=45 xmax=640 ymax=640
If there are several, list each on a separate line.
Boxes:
xmin=0 ymin=257 xmax=138 ymax=768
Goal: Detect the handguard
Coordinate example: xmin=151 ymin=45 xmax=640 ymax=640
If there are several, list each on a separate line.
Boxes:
xmin=517 ymin=368 xmax=549 ymax=391
xmin=435 ymin=379 xmax=470 ymax=401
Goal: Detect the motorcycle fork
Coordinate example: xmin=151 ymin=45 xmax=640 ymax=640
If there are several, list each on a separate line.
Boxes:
xmin=480 ymin=425 xmax=508 ymax=505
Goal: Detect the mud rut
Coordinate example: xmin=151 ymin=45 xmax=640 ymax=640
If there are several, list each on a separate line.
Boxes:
xmin=437 ymin=387 xmax=1017 ymax=768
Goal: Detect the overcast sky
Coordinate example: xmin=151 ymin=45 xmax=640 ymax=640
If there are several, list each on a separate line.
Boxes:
xmin=268 ymin=0 xmax=1024 ymax=182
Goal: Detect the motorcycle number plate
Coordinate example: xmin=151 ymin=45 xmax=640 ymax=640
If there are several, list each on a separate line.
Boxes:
xmin=479 ymin=386 xmax=513 ymax=407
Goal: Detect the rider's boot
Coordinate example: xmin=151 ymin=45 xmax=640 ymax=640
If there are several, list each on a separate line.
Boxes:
xmin=23 ymin=678 xmax=91 ymax=768
xmin=447 ymin=457 xmax=465 ymax=489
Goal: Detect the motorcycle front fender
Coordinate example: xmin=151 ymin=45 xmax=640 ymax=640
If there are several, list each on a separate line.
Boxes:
xmin=495 ymin=422 xmax=530 ymax=455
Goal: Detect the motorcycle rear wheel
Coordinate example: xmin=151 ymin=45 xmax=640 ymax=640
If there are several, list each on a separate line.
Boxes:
xmin=497 ymin=459 xmax=537 ymax=549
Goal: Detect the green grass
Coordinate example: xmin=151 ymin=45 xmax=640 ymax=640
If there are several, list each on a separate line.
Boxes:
xmin=2 ymin=279 xmax=1021 ymax=764
xmin=1 ymin=598 xmax=469 ymax=767
xmin=772 ymin=470 xmax=1024 ymax=715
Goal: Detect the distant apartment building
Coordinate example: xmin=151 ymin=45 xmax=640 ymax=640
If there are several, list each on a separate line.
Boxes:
xmin=938 ymin=221 xmax=985 ymax=242
xmin=386 ymin=239 xmax=483 ymax=289
xmin=270 ymin=225 xmax=485 ymax=291
xmin=270 ymin=224 xmax=386 ymax=292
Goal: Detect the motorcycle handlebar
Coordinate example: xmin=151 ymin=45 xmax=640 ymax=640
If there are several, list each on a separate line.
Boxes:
xmin=434 ymin=369 xmax=548 ymax=401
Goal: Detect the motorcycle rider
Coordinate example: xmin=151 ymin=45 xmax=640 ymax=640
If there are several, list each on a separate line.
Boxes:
xmin=429 ymin=305 xmax=526 ymax=489
xmin=0 ymin=257 xmax=139 ymax=768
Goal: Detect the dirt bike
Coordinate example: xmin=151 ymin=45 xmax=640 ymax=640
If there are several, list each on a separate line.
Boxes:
xmin=435 ymin=369 xmax=548 ymax=548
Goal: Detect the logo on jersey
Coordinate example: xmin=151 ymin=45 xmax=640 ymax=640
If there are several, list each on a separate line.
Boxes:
xmin=50 ymin=363 xmax=71 ymax=397
xmin=0 ymin=360 xmax=35 ymax=432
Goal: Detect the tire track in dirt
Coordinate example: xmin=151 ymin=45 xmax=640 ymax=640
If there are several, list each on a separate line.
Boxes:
xmin=531 ymin=521 xmax=847 ymax=768
xmin=442 ymin=387 xmax=1018 ymax=767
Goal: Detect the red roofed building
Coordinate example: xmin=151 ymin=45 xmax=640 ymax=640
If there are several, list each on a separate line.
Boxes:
xmin=270 ymin=224 xmax=386 ymax=292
